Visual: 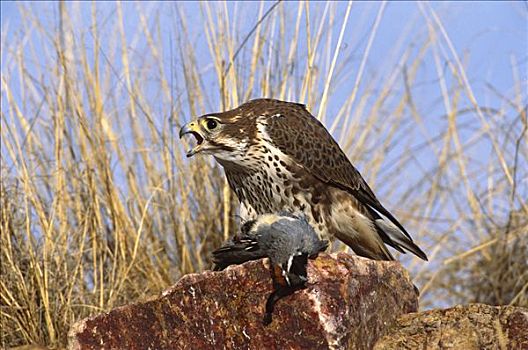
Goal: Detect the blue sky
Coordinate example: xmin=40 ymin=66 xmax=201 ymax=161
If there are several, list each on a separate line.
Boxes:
xmin=2 ymin=1 xmax=525 ymax=105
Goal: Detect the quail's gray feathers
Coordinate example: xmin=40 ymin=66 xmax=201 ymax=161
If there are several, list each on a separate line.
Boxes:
xmin=212 ymin=212 xmax=328 ymax=285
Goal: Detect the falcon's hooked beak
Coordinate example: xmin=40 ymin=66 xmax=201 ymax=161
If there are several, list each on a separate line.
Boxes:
xmin=179 ymin=121 xmax=205 ymax=157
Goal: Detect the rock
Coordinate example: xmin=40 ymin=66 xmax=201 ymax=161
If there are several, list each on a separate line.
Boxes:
xmin=68 ymin=253 xmax=418 ymax=350
xmin=374 ymin=303 xmax=528 ymax=350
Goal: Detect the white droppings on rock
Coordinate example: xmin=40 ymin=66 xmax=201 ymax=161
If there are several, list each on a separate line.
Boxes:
xmin=242 ymin=327 xmax=251 ymax=340
xmin=307 ymin=288 xmax=342 ymax=349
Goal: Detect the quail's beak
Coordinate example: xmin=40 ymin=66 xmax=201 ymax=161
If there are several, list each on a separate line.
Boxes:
xmin=179 ymin=121 xmax=205 ymax=157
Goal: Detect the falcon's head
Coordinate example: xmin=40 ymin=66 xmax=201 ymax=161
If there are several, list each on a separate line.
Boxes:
xmin=178 ymin=99 xmax=304 ymax=163
xmin=179 ymin=102 xmax=257 ymax=161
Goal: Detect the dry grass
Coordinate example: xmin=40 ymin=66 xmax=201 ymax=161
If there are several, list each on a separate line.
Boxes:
xmin=1 ymin=2 xmax=526 ymax=348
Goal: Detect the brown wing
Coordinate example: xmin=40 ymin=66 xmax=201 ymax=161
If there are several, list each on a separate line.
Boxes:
xmin=264 ymin=102 xmax=383 ymax=212
xmin=263 ymin=101 xmax=427 ymax=260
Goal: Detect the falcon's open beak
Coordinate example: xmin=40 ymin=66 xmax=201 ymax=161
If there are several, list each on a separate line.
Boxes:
xmin=179 ymin=121 xmax=205 ymax=157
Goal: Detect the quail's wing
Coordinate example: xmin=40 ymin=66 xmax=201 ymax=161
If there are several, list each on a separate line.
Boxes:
xmin=265 ymin=104 xmax=427 ymax=261
xmin=212 ymin=234 xmax=266 ymax=271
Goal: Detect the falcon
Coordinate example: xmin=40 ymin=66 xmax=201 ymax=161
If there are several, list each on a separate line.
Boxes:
xmin=180 ymin=98 xmax=427 ymax=261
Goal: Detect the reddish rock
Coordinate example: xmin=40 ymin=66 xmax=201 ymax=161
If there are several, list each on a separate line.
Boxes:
xmin=374 ymin=303 xmax=528 ymax=350
xmin=68 ymin=253 xmax=418 ymax=350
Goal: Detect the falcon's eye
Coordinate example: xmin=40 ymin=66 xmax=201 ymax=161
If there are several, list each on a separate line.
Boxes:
xmin=206 ymin=119 xmax=218 ymax=130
